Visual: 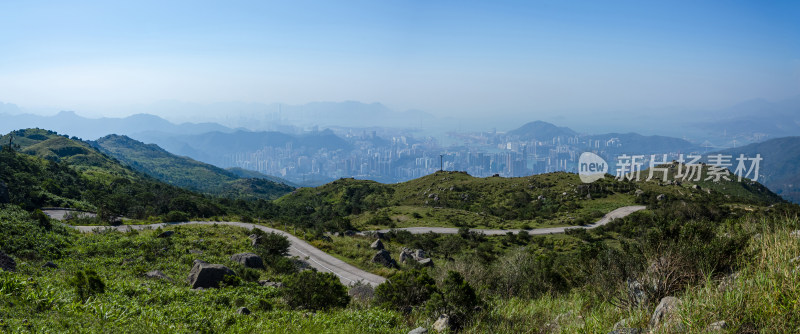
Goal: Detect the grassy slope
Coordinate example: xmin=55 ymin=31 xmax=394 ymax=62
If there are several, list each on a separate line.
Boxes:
xmin=0 ymin=205 xmax=409 ymax=333
xmin=2 ymin=206 xmax=798 ymax=333
xmin=276 ymin=169 xmax=782 ymax=230
xmin=92 ymin=134 xmax=294 ymax=200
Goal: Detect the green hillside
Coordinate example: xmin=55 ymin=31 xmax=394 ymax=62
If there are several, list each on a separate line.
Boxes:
xmin=716 ymin=136 xmax=800 ymax=203
xmin=274 ymin=167 xmax=783 ymax=231
xmin=0 ymin=129 xmax=278 ymax=221
xmin=91 ymin=134 xmax=293 ymax=200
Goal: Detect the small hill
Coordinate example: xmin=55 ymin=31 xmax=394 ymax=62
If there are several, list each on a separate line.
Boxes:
xmin=0 ymin=129 xmax=232 ymax=219
xmin=716 ymin=136 xmax=800 ymax=203
xmin=91 ymin=135 xmax=293 ymax=200
xmin=507 ymin=121 xmax=577 ymax=141
xmin=227 ymin=167 xmax=299 ymax=188
xmin=275 ymin=169 xmax=783 ymax=230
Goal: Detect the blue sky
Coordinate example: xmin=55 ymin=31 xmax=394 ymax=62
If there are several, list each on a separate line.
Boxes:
xmin=0 ymin=0 xmax=798 ymax=118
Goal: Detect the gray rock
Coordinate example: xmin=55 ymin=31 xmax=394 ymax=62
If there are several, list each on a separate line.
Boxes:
xmin=408 ymin=327 xmax=428 ymax=334
xmin=188 ymin=261 xmax=237 ymax=289
xmin=634 ymin=189 xmax=644 ymax=196
xmin=627 ymin=279 xmax=645 ymax=306
xmin=236 ymin=307 xmax=251 ymax=315
xmin=145 ymin=270 xmax=171 ymax=281
xmin=188 ymin=249 xmax=203 ymax=255
xmin=42 ymin=261 xmax=58 ymax=269
xmin=157 ymin=230 xmax=174 ymax=238
xmin=0 ymin=180 xmax=8 ymax=204
xmin=371 ymin=249 xmax=397 ymax=268
xmin=656 ymin=194 xmax=665 ymax=201
xmin=649 ymin=296 xmax=680 ymax=330
xmin=343 ymin=230 xmax=356 ymax=236
xmin=706 ymin=320 xmax=728 ymax=331
xmin=417 ymin=258 xmax=434 ymax=267
xmin=259 ymin=280 xmax=285 ymax=288
xmin=0 ymin=251 xmax=15 ymax=272
xmin=370 ymin=239 xmax=385 ymax=250
xmin=432 ymin=314 xmax=450 ymax=332
xmin=230 ymin=252 xmax=265 ymax=270
xmin=607 ymin=329 xmax=644 ymax=334
xmin=249 ymin=234 xmax=261 ymax=247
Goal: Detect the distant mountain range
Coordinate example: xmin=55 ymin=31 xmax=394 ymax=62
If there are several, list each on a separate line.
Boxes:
xmin=134 ymin=129 xmax=352 ymax=168
xmin=0 ymin=110 xmax=234 ymax=140
xmin=507 ymin=121 xmax=699 ymax=154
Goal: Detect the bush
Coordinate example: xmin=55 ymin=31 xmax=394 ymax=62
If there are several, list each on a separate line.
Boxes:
xmin=375 ymin=269 xmax=437 ymax=311
xmin=283 ymin=271 xmax=350 ymax=311
xmin=164 ymin=210 xmax=190 ymax=223
xmin=71 ymin=269 xmax=105 ymax=301
xmin=251 ymin=229 xmax=291 ymax=257
xmin=426 ymin=271 xmax=479 ymax=330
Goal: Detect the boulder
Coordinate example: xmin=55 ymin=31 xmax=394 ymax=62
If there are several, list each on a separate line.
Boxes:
xmin=0 ymin=180 xmax=8 ymax=204
xmin=408 ymin=327 xmax=428 ymax=334
xmin=188 ymin=249 xmax=203 ymax=255
xmin=157 ymin=230 xmax=174 ymax=238
xmin=343 ymin=230 xmax=357 ymax=236
xmin=258 ymin=280 xmax=285 ymax=288
xmin=634 ymin=189 xmax=644 ymax=197
xmin=236 ymin=307 xmax=251 ymax=315
xmin=188 ymin=260 xmax=237 ymax=289
xmin=706 ymin=320 xmax=728 ymax=331
xmin=656 ymin=194 xmax=665 ymax=201
xmin=417 ymin=258 xmax=434 ymax=267
xmin=0 ymin=251 xmax=15 ymax=272
xmin=399 ymin=248 xmax=433 ymax=266
xmin=649 ymin=296 xmax=681 ymax=330
xmin=432 ymin=314 xmax=450 ymax=332
xmin=42 ymin=261 xmax=58 ymax=269
xmin=370 ymin=239 xmax=385 ymax=250
xmin=230 ymin=252 xmax=265 ymax=270
xmin=145 ymin=270 xmax=171 ymax=281
xmin=371 ymin=249 xmax=397 ymax=268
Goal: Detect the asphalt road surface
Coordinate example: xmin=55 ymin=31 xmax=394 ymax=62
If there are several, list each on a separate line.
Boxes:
xmin=71 ymin=205 xmax=646 ymax=286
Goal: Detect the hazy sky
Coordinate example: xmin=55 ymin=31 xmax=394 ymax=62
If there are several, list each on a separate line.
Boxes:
xmin=1 ymin=1 xmax=798 ymax=119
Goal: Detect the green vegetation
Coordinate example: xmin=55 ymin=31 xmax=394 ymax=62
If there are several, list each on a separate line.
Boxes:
xmin=0 ymin=129 xmax=282 ymax=223
xmin=274 ymin=169 xmax=781 ymax=232
xmin=2 ymin=127 xmax=798 ymax=333
xmin=92 ymin=134 xmax=294 ymax=200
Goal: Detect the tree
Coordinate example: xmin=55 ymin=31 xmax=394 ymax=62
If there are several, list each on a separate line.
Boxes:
xmin=426 ymin=271 xmax=479 ymax=330
xmin=375 ymin=269 xmax=437 ymax=311
xmin=283 ymin=271 xmax=350 ymax=311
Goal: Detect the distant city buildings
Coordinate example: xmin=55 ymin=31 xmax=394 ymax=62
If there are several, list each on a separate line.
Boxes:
xmin=221 ymin=130 xmax=695 ymax=184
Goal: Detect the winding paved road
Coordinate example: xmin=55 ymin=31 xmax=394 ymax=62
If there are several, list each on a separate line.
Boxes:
xmin=372 ymin=205 xmax=647 ymax=235
xmin=69 ymin=205 xmax=645 ymax=286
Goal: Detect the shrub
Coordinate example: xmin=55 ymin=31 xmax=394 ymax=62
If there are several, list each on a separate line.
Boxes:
xmin=251 ymin=229 xmax=291 ymax=257
xmin=71 ymin=269 xmax=105 ymax=301
xmin=375 ymin=269 xmax=437 ymax=312
xmin=426 ymin=271 xmax=479 ymax=330
xmin=283 ymin=271 xmax=350 ymax=311
xmin=164 ymin=210 xmax=190 ymax=222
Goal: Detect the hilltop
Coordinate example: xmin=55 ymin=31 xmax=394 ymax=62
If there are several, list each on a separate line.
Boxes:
xmin=275 ymin=167 xmax=783 ymax=231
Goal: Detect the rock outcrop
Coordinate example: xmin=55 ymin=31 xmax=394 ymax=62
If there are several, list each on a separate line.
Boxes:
xmin=188 ymin=260 xmax=237 ymax=289
xmin=230 ymin=252 xmax=265 ymax=270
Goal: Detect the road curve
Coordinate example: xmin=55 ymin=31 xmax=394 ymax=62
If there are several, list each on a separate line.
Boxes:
xmin=71 ymin=205 xmax=645 ymax=287
xmin=72 ymin=221 xmax=388 ymax=286
xmin=370 ymin=205 xmax=647 ymax=235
